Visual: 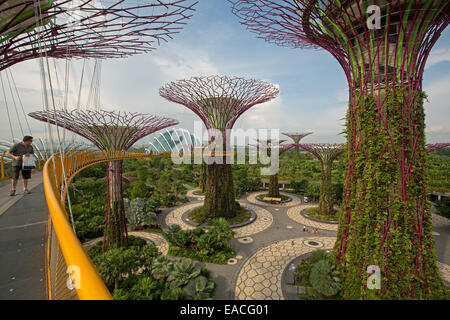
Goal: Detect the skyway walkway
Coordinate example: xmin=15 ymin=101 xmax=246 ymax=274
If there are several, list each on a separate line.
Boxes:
xmin=0 ymin=172 xmax=47 ymax=299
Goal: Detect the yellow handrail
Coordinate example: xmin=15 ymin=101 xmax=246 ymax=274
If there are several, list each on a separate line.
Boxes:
xmin=44 ymin=149 xmax=173 ymax=300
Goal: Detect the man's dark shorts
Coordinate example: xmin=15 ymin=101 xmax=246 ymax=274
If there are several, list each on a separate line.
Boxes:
xmin=12 ymin=166 xmax=31 ymax=180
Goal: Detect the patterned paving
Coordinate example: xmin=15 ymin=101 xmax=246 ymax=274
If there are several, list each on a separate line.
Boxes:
xmin=165 ymin=202 xmax=273 ymax=237
xmin=286 ymin=205 xmax=338 ymax=231
xmin=437 ymin=261 xmax=450 ymax=284
xmin=234 ymin=203 xmax=273 ymax=238
xmin=432 ymin=213 xmax=450 ymax=228
xmin=246 ymin=191 xmax=301 ymax=207
xmin=185 ymin=189 xmax=205 ymax=200
xmin=128 ymin=231 xmax=169 ymax=255
xmin=82 ymin=231 xmax=169 ymax=256
xmin=234 ymin=237 xmax=336 ymax=300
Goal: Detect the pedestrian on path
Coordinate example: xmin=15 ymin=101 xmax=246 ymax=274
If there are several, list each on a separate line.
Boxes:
xmin=6 ymin=136 xmax=34 ymax=196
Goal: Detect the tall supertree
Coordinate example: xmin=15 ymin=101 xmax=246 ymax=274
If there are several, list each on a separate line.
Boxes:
xmin=160 ymin=75 xmax=279 ymax=218
xmin=231 ymin=0 xmax=450 ymax=299
xmin=282 ymin=132 xmax=313 ymax=156
xmin=298 ymin=143 xmax=344 ymax=216
xmin=0 ymin=0 xmax=198 ymax=71
xmin=28 ymin=110 xmax=178 ymax=250
xmin=251 ymin=138 xmax=295 ymax=198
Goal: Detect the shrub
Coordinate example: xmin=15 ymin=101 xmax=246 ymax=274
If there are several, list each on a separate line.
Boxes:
xmin=94 ymin=247 xmax=140 ymax=290
xmin=125 ymin=197 xmax=158 ymax=228
xmin=166 ymin=219 xmax=235 ymax=263
xmin=435 ymin=198 xmax=450 ymax=219
xmin=130 ymin=181 xmax=149 ymax=199
xmin=183 ymin=276 xmax=215 ymax=300
xmin=294 ymin=249 xmax=341 ymax=299
xmin=309 ymin=259 xmax=341 ymax=297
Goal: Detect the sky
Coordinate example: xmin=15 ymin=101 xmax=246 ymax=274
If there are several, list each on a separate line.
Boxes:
xmin=2 ymin=0 xmax=450 ymax=148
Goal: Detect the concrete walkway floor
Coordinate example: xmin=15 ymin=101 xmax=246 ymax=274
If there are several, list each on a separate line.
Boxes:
xmin=0 ymin=174 xmax=47 ymax=300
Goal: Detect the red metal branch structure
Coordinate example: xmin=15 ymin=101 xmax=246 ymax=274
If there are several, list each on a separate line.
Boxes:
xmin=160 ymin=75 xmax=279 ymax=218
xmin=28 ymin=109 xmax=178 ymax=250
xmin=282 ymin=131 xmax=313 ymax=156
xmin=0 ymin=0 xmax=198 ymax=71
xmin=231 ymin=0 xmax=450 ymax=299
xmin=426 ymin=143 xmax=450 ymax=153
xmin=298 ymin=143 xmax=344 ymax=217
xmin=252 ymin=138 xmax=296 ymax=198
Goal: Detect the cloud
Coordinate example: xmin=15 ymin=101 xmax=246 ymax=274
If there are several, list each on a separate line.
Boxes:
xmin=424 ymin=74 xmax=450 ymax=142
xmin=426 ymin=47 xmax=450 ymax=69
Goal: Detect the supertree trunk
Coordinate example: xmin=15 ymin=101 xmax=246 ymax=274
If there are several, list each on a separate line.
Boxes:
xmin=319 ymin=162 xmax=333 ymax=216
xmin=203 ymin=161 xmax=236 ymax=219
xmin=104 ymin=160 xmax=128 ymax=251
xmin=199 ymin=162 xmax=207 ymax=193
xmin=268 ymin=174 xmax=280 ymax=198
xmin=335 ymin=88 xmax=443 ymax=299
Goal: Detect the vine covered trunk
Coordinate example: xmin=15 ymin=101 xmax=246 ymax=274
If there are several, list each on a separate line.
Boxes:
xmin=203 ymin=161 xmax=236 ymax=219
xmin=199 ymin=162 xmax=207 ymax=193
xmin=268 ymin=174 xmax=280 ymax=197
xmin=104 ymin=160 xmax=128 ymax=251
xmin=334 ymin=88 xmax=444 ymax=299
xmin=318 ymin=162 xmax=333 ymax=216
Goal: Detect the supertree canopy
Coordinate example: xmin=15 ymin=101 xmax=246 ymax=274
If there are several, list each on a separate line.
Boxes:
xmin=298 ymin=143 xmax=344 ymax=216
xmin=231 ymin=0 xmax=450 ymax=299
xmin=0 ymin=0 xmax=198 ymax=71
xmin=282 ymin=131 xmax=313 ymax=156
xmin=160 ymin=75 xmax=279 ymax=218
xmin=252 ymin=138 xmax=293 ymax=198
xmin=28 ymin=109 xmax=178 ymax=250
xmin=426 ymin=143 xmax=450 ymax=153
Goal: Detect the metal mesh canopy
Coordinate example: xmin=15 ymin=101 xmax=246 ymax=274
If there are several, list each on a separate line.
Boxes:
xmin=1 ymin=0 xmax=198 ymax=71
xmin=159 ymin=75 xmax=280 ymax=131
xmin=251 ymin=138 xmax=296 ymax=154
xmin=231 ymin=0 xmax=450 ymax=86
xmin=298 ymin=143 xmax=345 ymax=162
xmin=282 ymin=131 xmax=313 ymax=143
xmin=28 ymin=109 xmax=179 ymax=150
xmin=426 ymin=143 xmax=450 ymax=153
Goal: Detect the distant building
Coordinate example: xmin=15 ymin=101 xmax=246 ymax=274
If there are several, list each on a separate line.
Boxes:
xmin=146 ymin=128 xmax=201 ymax=153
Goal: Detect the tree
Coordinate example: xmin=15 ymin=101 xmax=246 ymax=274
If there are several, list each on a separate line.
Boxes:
xmin=160 ymin=76 xmax=279 ymax=218
xmin=131 ymin=181 xmax=150 ymax=199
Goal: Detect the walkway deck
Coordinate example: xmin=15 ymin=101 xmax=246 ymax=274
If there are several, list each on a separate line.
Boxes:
xmin=0 ymin=172 xmax=47 ymax=299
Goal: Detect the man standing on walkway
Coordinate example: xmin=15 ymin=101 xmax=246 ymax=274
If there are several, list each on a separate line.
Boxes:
xmin=6 ymin=136 xmax=34 ymax=196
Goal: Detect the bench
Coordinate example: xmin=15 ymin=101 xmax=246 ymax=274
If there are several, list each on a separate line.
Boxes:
xmin=263 ymin=197 xmax=282 ymax=203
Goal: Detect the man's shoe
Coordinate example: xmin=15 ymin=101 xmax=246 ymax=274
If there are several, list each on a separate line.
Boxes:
xmin=10 ymin=190 xmax=16 ymax=196
xmin=24 ymin=189 xmax=31 ymax=195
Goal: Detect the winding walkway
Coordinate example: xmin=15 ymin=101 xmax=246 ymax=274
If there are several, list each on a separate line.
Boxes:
xmin=286 ymin=204 xmax=338 ymax=231
xmin=164 ymin=201 xmax=273 ymax=238
xmin=82 ymin=231 xmax=169 ymax=256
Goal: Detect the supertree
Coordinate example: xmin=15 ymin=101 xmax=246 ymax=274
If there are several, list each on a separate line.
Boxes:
xmin=0 ymin=0 xmax=198 ymax=71
xmin=231 ymin=0 xmax=450 ymax=299
xmin=28 ymin=109 xmax=178 ymax=250
xmin=298 ymin=143 xmax=344 ymax=216
xmin=251 ymin=138 xmax=294 ymax=198
xmin=282 ymin=132 xmax=313 ymax=156
xmin=426 ymin=143 xmax=450 ymax=153
xmin=160 ymin=75 xmax=279 ymax=218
